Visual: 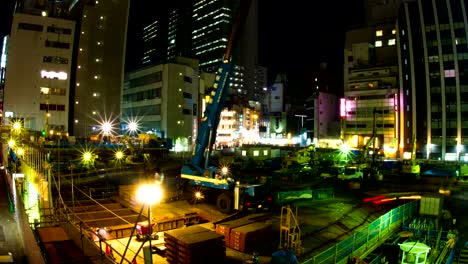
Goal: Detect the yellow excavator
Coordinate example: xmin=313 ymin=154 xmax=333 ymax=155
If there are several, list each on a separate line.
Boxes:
xmin=402 ymin=135 xmax=420 ymax=179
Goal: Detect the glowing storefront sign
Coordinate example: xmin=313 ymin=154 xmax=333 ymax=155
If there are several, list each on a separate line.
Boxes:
xmin=41 ymin=70 xmax=68 ymax=80
xmin=340 ymin=98 xmax=347 ymax=118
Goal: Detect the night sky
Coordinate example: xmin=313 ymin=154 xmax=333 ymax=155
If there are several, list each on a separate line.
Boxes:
xmin=0 ymin=0 xmax=365 ymax=95
xmin=259 ymin=0 xmax=365 ymax=93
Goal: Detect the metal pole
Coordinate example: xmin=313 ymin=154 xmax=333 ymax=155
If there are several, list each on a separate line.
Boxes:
xmin=71 ymin=172 xmax=75 ymax=222
xmin=48 ymin=168 xmax=53 ymax=215
xmin=120 ymin=204 xmax=145 ymax=264
xmin=148 ymin=204 xmax=153 ymax=263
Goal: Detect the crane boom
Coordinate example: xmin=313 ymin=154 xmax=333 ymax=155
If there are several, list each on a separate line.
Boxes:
xmin=188 ymin=0 xmax=252 ymax=172
xmin=179 ymin=0 xmax=274 ymax=215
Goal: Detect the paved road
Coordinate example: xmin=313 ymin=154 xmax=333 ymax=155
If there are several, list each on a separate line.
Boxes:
xmin=0 ymin=170 xmax=26 ymax=263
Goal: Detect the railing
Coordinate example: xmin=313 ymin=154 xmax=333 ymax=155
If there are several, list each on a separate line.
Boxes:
xmin=302 ymin=201 xmax=418 ymax=264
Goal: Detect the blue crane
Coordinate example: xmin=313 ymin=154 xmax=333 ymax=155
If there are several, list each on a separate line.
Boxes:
xmin=180 ymin=0 xmax=272 ymax=214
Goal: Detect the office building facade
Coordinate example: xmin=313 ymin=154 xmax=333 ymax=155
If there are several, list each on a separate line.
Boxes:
xmin=343 ymin=23 xmax=400 ymax=156
xmin=70 ymin=0 xmax=130 ymax=138
xmin=398 ymin=0 xmax=468 ymax=161
xmin=123 ymin=57 xmax=199 ymax=142
xmin=132 ymin=0 xmax=265 ymax=107
xmin=3 ymin=13 xmax=75 ymax=133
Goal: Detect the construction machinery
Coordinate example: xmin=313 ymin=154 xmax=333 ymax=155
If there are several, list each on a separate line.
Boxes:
xmin=402 ymin=134 xmax=420 ymax=179
xmin=179 ymin=0 xmax=272 ymax=214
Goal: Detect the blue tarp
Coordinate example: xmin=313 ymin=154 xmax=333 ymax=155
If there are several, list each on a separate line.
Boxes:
xmin=422 ymin=168 xmax=458 ymax=178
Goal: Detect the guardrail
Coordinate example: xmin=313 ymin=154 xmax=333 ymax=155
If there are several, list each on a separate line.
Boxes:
xmin=302 ymin=200 xmax=418 ymax=264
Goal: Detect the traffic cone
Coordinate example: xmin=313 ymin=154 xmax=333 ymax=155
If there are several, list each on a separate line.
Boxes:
xmin=132 ymin=259 xmax=137 ymax=264
xmin=105 ymin=244 xmax=111 ymax=255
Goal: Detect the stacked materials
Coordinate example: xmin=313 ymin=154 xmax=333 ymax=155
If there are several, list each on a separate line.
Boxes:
xmin=164 ymin=225 xmax=225 ymax=264
xmin=216 ymin=218 xmax=272 ymax=253
xmin=215 ymin=218 xmax=256 ymax=246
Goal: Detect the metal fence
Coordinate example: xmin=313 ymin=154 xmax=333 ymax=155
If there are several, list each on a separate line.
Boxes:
xmin=303 ymin=200 xmax=419 ymax=264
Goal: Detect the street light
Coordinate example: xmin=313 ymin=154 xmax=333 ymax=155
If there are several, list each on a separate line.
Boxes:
xmin=121 ymin=183 xmax=163 ymax=263
xmin=135 ymin=183 xmax=163 ymax=263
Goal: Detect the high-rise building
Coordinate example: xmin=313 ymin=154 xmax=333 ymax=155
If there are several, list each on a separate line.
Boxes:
xmin=398 ymin=0 xmax=468 ymax=161
xmin=3 ymin=13 xmax=75 ymax=133
xmin=70 ymin=0 xmax=130 ymax=138
xmin=365 ymin=0 xmax=401 ymax=24
xmin=1 ymin=0 xmax=130 ymax=138
xmin=123 ymin=57 xmax=200 ymax=142
xmin=130 ymin=0 xmax=265 ymax=107
xmin=343 ymin=23 xmax=400 ymax=156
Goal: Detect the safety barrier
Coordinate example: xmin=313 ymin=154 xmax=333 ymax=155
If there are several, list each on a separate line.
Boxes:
xmin=302 ymin=200 xmax=418 ymax=264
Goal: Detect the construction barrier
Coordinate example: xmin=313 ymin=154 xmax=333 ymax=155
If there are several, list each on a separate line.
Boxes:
xmin=303 ymin=201 xmax=418 ymax=264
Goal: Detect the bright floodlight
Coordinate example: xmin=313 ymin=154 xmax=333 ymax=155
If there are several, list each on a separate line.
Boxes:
xmin=101 ymin=121 xmax=112 ymax=135
xmin=128 ymin=121 xmax=138 ymax=133
xmin=17 ymin=148 xmax=24 ymax=156
xmin=12 ymin=121 xmax=21 ymax=131
xmin=115 ymin=150 xmax=124 ymax=160
xmin=221 ymin=167 xmax=228 ymax=175
xmin=136 ymin=183 xmax=163 ymax=205
xmin=8 ymin=139 xmax=15 ymax=148
xmin=83 ymin=151 xmax=92 ymax=162
xmin=340 ymin=143 xmax=351 ymax=154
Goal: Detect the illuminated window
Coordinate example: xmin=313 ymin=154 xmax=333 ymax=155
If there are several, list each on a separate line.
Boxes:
xmin=444 ymin=69 xmax=455 ymax=77
xmin=41 ymin=70 xmax=67 ymax=80
xmin=376 ymin=30 xmax=383 ymax=36
xmin=388 ymin=39 xmax=396 ymax=45
xmin=375 ymin=40 xmax=382 ymax=47
xmin=253 ymin=150 xmax=259 ymax=156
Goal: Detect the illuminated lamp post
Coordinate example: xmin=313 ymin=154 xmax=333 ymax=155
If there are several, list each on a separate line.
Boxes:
xmin=121 ymin=183 xmax=163 ymax=264
xmin=127 ymin=120 xmax=139 ymax=136
xmin=114 ymin=149 xmax=125 ymax=168
xmin=101 ymin=121 xmax=112 ymax=143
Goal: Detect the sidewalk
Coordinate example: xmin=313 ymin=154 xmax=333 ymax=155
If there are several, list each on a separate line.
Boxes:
xmin=0 ymin=169 xmax=26 ymax=262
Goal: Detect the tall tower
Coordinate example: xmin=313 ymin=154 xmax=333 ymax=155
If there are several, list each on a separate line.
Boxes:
xmin=3 ymin=1 xmax=76 ymax=133
xmin=398 ymin=0 xmax=468 ymax=161
xmin=129 ymin=0 xmax=265 ymax=106
xmin=70 ymin=0 xmax=130 ymax=137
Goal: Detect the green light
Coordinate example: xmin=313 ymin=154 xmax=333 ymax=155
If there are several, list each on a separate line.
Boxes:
xmin=41 ymin=130 xmax=46 ymax=137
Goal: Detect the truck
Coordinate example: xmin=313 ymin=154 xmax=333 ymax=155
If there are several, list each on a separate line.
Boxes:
xmin=179 ymin=0 xmax=272 ymax=214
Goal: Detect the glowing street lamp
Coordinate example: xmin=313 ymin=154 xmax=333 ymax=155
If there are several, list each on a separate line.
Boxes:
xmin=12 ymin=121 xmax=22 ymax=132
xmin=115 ymin=150 xmax=124 ymax=161
xmin=114 ymin=149 xmax=125 ymax=167
xmin=136 ymin=183 xmax=163 ymax=263
xmin=8 ymin=139 xmax=15 ymax=148
xmin=101 ymin=121 xmax=112 ymax=135
xmin=128 ymin=121 xmax=139 ymax=135
xmin=83 ymin=151 xmax=93 ymax=163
